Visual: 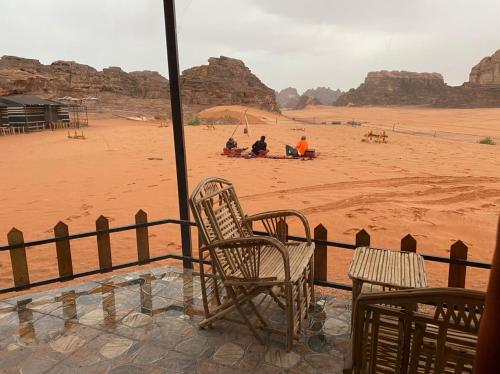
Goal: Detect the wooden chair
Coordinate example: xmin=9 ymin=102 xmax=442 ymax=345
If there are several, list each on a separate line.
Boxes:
xmin=348 ymin=288 xmax=486 ymax=374
xmin=189 ymin=177 xmax=315 ymax=350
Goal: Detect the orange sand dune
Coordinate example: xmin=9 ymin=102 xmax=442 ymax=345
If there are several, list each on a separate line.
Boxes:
xmin=199 ymin=105 xmax=282 ymax=125
xmin=0 ymin=105 xmax=499 ymax=293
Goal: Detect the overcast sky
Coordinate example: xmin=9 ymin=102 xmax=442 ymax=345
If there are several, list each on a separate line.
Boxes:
xmin=1 ymin=0 xmax=499 ymax=92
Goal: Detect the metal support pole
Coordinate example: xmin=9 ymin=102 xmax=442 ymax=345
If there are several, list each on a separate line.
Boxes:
xmin=162 ymin=0 xmax=193 ymax=268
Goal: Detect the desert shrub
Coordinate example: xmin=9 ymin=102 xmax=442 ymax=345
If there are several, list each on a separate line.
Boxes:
xmin=188 ymin=115 xmax=201 ymax=126
xmin=478 ymin=136 xmax=496 ymax=145
xmin=154 ymin=114 xmax=167 ymax=120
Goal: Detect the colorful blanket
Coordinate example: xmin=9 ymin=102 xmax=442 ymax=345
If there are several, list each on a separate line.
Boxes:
xmin=221 ymin=148 xmax=320 ymax=159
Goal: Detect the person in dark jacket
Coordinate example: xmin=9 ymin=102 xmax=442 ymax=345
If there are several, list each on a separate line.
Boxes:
xmin=251 ymin=135 xmax=267 ymax=156
xmin=226 ymin=137 xmax=237 ymax=149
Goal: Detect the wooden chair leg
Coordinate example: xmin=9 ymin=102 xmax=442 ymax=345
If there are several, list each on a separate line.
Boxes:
xmin=229 ymin=289 xmax=265 ymax=345
xmin=309 ymin=259 xmax=315 ymax=306
xmin=285 ymin=283 xmax=294 ymax=351
xmin=269 ymin=287 xmax=286 ymax=309
xmin=295 ymin=281 xmax=302 ymax=331
xmin=248 ymin=300 xmax=269 ymax=328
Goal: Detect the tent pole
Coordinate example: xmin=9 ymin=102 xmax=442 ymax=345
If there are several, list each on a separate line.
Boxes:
xmin=162 ymin=0 xmax=193 ymax=268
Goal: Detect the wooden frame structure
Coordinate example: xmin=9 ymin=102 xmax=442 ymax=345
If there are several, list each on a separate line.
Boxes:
xmin=0 ymin=95 xmax=69 ymax=132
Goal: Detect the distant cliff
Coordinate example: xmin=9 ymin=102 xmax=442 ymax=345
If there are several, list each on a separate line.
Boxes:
xmin=276 ymin=87 xmax=300 ymax=108
xmin=336 ymin=50 xmax=500 ymax=108
xmin=335 ymin=71 xmax=447 ymax=106
xmin=181 ymin=56 xmax=279 ymax=112
xmin=303 ymin=87 xmax=343 ymax=105
xmin=469 ymin=50 xmax=500 ymax=89
xmin=0 ymin=55 xmax=169 ymax=99
xmin=0 ymin=55 xmax=279 ymax=114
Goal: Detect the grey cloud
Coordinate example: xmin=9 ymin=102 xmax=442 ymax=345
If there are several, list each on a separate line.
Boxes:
xmin=1 ymin=0 xmax=499 ymax=92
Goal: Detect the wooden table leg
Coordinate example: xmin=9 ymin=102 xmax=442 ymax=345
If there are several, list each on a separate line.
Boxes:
xmin=351 ymin=280 xmax=363 ymax=332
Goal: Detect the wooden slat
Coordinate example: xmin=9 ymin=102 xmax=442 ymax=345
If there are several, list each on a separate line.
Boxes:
xmin=448 ymin=241 xmax=468 ymax=288
xmin=7 ymin=228 xmax=30 ymax=287
xmin=313 ymin=224 xmax=327 ymax=282
xmin=96 ymin=215 xmax=112 ymax=270
xmin=135 ymin=210 xmax=150 ymax=262
xmin=54 ymin=221 xmax=73 ymax=277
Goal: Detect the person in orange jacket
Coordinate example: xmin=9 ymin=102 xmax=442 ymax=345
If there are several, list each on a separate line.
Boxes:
xmin=286 ymin=135 xmax=308 ymax=157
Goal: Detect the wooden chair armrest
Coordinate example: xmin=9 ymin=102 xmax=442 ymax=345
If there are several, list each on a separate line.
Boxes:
xmin=200 ymin=236 xmax=291 ymax=281
xmin=243 ymin=210 xmax=311 ymax=244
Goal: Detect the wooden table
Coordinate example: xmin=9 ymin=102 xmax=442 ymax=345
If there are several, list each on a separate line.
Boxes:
xmin=348 ymin=246 xmax=427 ymax=313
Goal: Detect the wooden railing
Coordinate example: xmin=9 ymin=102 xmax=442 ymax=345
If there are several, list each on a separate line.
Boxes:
xmin=0 ymin=210 xmax=196 ymax=294
xmin=0 ymin=210 xmax=492 ymax=294
xmin=258 ymin=221 xmax=490 ymax=291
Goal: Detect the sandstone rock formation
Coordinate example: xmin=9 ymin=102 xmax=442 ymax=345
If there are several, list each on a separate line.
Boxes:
xmin=0 ymin=55 xmax=279 ymax=115
xmin=180 ymin=56 xmax=279 ymax=112
xmin=469 ymin=50 xmax=500 ymax=88
xmin=303 ymin=87 xmax=343 ymax=105
xmin=276 ymin=87 xmax=300 ymax=108
xmin=295 ymin=94 xmax=321 ymax=109
xmin=335 ymin=71 xmax=447 ymax=106
xmin=0 ymin=56 xmax=170 ymax=99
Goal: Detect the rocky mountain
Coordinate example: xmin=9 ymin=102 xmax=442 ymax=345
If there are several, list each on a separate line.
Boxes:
xmin=335 ymin=71 xmax=447 ymax=106
xmin=0 ymin=55 xmax=279 ymax=115
xmin=336 ymin=50 xmax=500 ymax=108
xmin=276 ymin=87 xmax=300 ymax=108
xmin=180 ymin=56 xmax=278 ymax=112
xmin=303 ymin=87 xmax=343 ymax=105
xmin=0 ymin=56 xmax=170 ymax=99
xmin=295 ymin=95 xmax=321 ymax=109
xmin=469 ymin=49 xmax=500 ymax=88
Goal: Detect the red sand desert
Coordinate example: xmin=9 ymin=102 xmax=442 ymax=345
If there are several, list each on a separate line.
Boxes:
xmin=0 ymin=105 xmax=499 ymax=292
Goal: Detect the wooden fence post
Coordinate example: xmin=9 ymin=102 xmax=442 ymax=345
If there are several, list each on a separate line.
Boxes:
xmin=355 ymin=229 xmax=370 ymax=247
xmin=135 ymin=210 xmax=150 ymax=262
xmin=276 ymin=219 xmax=288 ymax=243
xmin=54 ymin=221 xmax=73 ymax=278
xmin=7 ymin=228 xmax=30 ymax=287
xmin=96 ymin=215 xmax=112 ymax=270
xmin=314 ymin=224 xmax=327 ymax=282
xmin=401 ymin=234 xmax=417 ymax=252
xmin=448 ymin=240 xmax=468 ymax=288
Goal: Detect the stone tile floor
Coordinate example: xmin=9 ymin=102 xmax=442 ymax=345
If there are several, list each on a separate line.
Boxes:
xmin=0 ymin=266 xmax=351 ymax=373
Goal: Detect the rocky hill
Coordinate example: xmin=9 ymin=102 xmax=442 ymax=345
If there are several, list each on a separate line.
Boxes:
xmin=335 ymin=71 xmax=447 ymax=106
xmin=336 ymin=50 xmax=500 ymax=108
xmin=0 ymin=55 xmax=279 ymax=115
xmin=180 ymin=56 xmax=278 ymax=112
xmin=276 ymin=86 xmax=343 ymax=109
xmin=0 ymin=56 xmax=170 ymax=99
xmin=295 ymin=95 xmax=321 ymax=109
xmin=303 ymin=87 xmax=343 ymax=105
xmin=469 ymin=50 xmax=500 ymax=88
xmin=276 ymin=87 xmax=300 ymax=108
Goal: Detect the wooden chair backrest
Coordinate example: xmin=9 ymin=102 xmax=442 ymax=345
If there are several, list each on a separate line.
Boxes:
xmin=352 ymin=288 xmax=486 ymax=374
xmin=190 ymin=177 xmax=252 ymax=244
xmin=190 ymin=178 xmax=256 ymax=280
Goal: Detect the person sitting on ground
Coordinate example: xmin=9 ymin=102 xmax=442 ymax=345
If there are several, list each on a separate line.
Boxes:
xmin=251 ymin=135 xmax=268 ymax=156
xmin=286 ymin=135 xmax=309 ymax=157
xmin=226 ymin=137 xmax=237 ymax=149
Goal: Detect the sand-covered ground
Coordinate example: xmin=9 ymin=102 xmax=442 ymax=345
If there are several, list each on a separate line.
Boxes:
xmin=0 ymin=105 xmax=499 ymax=292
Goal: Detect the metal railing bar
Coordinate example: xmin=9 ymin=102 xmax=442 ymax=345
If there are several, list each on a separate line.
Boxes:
xmin=0 ymin=219 xmax=197 ymax=252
